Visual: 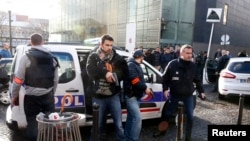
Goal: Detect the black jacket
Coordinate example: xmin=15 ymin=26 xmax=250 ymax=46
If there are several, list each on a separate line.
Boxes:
xmin=126 ymin=58 xmax=147 ymax=98
xmin=25 ymin=48 xmax=57 ymax=88
xmin=216 ymin=55 xmax=230 ymax=73
xmin=86 ymin=49 xmax=129 ymax=98
xmin=162 ymin=58 xmax=204 ymax=96
xmin=152 ymin=51 xmax=161 ymax=66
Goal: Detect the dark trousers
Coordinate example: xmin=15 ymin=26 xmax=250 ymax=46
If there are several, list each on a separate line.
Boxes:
xmin=162 ymin=95 xmax=194 ymax=139
xmin=24 ymin=92 xmax=55 ymax=141
xmin=214 ymin=74 xmax=219 ymax=91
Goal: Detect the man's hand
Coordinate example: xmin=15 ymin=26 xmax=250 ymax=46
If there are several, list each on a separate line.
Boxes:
xmin=145 ymin=87 xmax=153 ymax=96
xmin=163 ymin=90 xmax=170 ymax=99
xmin=198 ymin=93 xmax=206 ymax=101
xmin=105 ymin=72 xmax=115 ymax=83
xmin=215 ymin=71 xmax=219 ymax=75
xmin=11 ymin=96 xmax=19 ymax=106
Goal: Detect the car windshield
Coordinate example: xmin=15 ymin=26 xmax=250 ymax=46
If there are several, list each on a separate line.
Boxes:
xmin=228 ymin=61 xmax=250 ymax=73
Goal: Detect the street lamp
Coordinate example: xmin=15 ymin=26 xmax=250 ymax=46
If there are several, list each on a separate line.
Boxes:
xmin=8 ymin=10 xmax=12 ymax=56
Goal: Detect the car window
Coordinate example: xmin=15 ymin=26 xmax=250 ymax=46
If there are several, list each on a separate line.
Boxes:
xmin=140 ymin=63 xmax=162 ymax=83
xmin=207 ymin=59 xmax=218 ymax=70
xmin=52 ymin=52 xmax=76 ymax=83
xmin=228 ymin=61 xmax=250 ymax=73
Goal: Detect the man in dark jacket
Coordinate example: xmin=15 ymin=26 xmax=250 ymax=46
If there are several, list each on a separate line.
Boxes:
xmin=152 ymin=47 xmax=161 ymax=71
xmin=124 ymin=50 xmax=153 ymax=141
xmin=11 ymin=33 xmax=59 ymax=141
xmin=213 ymin=49 xmax=230 ymax=92
xmin=144 ymin=49 xmax=153 ymax=65
xmin=160 ymin=47 xmax=173 ymax=72
xmin=154 ymin=44 xmax=206 ymax=141
xmin=86 ymin=34 xmax=128 ymax=141
xmin=214 ymin=47 xmax=222 ymax=60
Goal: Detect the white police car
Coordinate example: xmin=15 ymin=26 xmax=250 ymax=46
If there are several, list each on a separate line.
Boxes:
xmin=6 ymin=44 xmax=166 ymax=131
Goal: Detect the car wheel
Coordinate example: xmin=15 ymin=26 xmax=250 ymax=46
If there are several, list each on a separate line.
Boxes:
xmin=218 ymin=93 xmax=225 ymax=100
xmin=0 ymin=87 xmax=10 ymax=105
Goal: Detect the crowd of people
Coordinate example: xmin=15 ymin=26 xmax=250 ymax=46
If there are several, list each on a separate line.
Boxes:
xmin=134 ymin=45 xmax=208 ymax=80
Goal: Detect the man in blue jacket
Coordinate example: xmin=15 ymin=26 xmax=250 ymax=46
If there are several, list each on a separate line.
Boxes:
xmin=124 ymin=50 xmax=153 ymax=141
xmin=0 ymin=43 xmax=12 ymax=58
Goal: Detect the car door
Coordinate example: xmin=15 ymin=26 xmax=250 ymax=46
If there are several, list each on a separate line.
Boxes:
xmin=138 ymin=61 xmax=165 ymax=119
xmin=48 ymin=47 xmax=85 ymax=113
xmin=204 ymin=59 xmax=218 ymax=83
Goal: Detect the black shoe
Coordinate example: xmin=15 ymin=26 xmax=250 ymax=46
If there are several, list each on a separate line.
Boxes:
xmin=152 ymin=131 xmax=165 ymax=138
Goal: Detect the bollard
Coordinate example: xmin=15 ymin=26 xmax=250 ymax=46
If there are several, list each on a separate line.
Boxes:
xmin=237 ymin=93 xmax=244 ymax=125
xmin=93 ymin=103 xmax=100 ymax=141
xmin=176 ymin=101 xmax=184 ymax=141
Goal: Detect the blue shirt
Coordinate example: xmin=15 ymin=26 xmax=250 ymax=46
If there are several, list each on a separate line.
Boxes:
xmin=0 ymin=49 xmax=12 ymax=58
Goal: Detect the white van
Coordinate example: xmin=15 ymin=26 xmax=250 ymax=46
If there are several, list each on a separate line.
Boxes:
xmin=6 ymin=44 xmax=166 ymax=131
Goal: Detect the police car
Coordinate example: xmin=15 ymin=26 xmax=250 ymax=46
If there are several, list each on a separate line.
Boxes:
xmin=6 ymin=44 xmax=167 ymax=131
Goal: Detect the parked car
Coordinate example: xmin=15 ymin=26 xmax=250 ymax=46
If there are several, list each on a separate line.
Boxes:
xmin=218 ymin=57 xmax=250 ymax=99
xmin=6 ymin=44 xmax=166 ymax=131
xmin=0 ymin=58 xmax=13 ymax=105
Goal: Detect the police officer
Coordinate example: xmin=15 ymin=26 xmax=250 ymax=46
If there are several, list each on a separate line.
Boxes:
xmin=11 ymin=33 xmax=59 ymax=141
xmin=154 ymin=44 xmax=206 ymax=141
xmin=124 ymin=50 xmax=153 ymax=141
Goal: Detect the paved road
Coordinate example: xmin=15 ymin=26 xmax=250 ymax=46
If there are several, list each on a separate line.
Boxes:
xmin=1 ymin=84 xmax=250 ymax=141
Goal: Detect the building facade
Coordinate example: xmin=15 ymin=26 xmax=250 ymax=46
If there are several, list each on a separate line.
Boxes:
xmin=0 ymin=11 xmax=49 ymax=48
xmin=49 ymin=0 xmax=250 ymax=56
xmin=193 ymin=0 xmax=250 ymax=57
xmin=49 ymin=0 xmax=196 ymax=49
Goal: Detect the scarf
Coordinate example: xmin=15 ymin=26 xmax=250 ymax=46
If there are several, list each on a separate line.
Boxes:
xmin=96 ymin=48 xmax=114 ymax=62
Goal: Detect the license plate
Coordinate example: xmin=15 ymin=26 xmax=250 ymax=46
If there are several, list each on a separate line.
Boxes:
xmin=240 ymin=79 xmax=250 ymax=83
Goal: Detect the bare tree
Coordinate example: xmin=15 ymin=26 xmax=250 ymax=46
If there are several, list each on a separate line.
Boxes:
xmin=0 ymin=11 xmax=8 ymax=41
xmin=29 ymin=19 xmax=49 ymax=40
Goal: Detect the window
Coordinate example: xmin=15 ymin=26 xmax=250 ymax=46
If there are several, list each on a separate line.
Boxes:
xmin=140 ymin=63 xmax=162 ymax=83
xmin=229 ymin=61 xmax=250 ymax=73
xmin=52 ymin=52 xmax=76 ymax=83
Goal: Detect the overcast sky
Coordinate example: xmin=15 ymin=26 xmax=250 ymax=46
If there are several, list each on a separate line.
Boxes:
xmin=0 ymin=0 xmax=59 ymax=19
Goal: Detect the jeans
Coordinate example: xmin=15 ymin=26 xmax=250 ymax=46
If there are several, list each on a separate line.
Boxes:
xmin=124 ymin=96 xmax=142 ymax=141
xmin=162 ymin=95 xmax=194 ymax=138
xmin=90 ymin=94 xmax=125 ymax=141
xmin=24 ymin=92 xmax=55 ymax=141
